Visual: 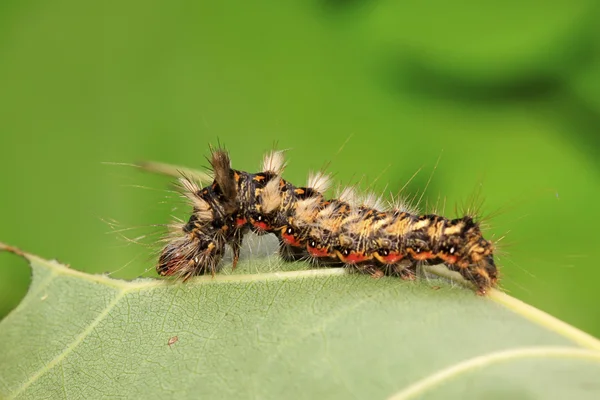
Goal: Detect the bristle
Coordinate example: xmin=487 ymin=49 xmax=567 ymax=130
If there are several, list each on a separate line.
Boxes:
xmin=262 ymin=150 xmax=286 ymax=175
xmin=337 ymin=186 xmax=358 ymax=206
xmin=318 ymin=202 xmax=338 ymax=219
xmin=313 ymin=212 xmax=343 ymax=232
xmin=362 ymin=191 xmax=383 ymax=210
xmin=210 ymin=149 xmax=237 ymax=212
xmin=165 ymin=222 xmax=185 ymax=237
xmin=178 ymin=178 xmax=212 ymax=221
xmin=179 ymin=176 xmax=200 ymax=194
xmin=261 ymin=177 xmax=282 ymax=213
xmin=307 ymin=171 xmax=332 ymax=194
xmin=295 ymin=197 xmax=320 ymax=220
xmin=396 ymin=200 xmax=419 ymax=215
xmin=136 ymin=160 xmax=213 ymax=183
xmin=388 ymin=191 xmax=419 ymax=214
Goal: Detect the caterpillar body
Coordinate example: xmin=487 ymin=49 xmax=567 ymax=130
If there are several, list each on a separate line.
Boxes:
xmin=157 ymin=149 xmax=498 ymax=295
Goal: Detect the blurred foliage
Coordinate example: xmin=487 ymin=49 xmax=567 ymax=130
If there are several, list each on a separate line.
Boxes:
xmin=1 ymin=0 xmax=599 ymax=337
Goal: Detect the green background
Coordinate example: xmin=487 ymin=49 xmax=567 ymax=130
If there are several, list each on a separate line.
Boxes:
xmin=1 ymin=0 xmax=599 ymax=337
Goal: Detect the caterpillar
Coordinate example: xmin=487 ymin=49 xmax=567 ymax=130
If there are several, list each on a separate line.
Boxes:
xmin=157 ymin=148 xmax=498 ymax=295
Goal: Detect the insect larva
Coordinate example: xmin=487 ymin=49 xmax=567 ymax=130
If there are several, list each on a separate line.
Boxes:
xmin=157 ymin=148 xmax=498 ymax=295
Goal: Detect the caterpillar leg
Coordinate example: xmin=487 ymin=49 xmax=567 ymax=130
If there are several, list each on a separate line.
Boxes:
xmin=230 ymin=241 xmax=241 ymax=270
xmin=352 ymin=263 xmax=385 ymax=279
xmin=397 ymin=264 xmax=417 ymax=281
xmin=382 ymin=260 xmax=417 ymax=281
xmin=203 ymin=242 xmax=225 ymax=278
xmin=230 ymin=228 xmax=246 ymax=270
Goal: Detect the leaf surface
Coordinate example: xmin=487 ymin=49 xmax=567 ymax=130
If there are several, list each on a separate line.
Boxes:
xmin=1 ymin=241 xmax=599 ymax=400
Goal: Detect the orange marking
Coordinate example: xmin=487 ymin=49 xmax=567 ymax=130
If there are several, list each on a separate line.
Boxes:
xmin=375 ymin=252 xmax=404 ymax=264
xmin=338 ymin=251 xmax=370 ymax=264
xmin=475 ymin=267 xmax=490 ymax=280
xmin=411 ymin=251 xmax=433 ymax=261
xmin=439 ymin=254 xmax=458 ymax=264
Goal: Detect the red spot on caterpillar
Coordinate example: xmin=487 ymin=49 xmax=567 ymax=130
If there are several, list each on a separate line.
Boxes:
xmin=282 ymin=232 xmax=301 ymax=247
xmin=252 ymin=221 xmax=269 ymax=231
xmin=338 ymin=251 xmax=369 ymax=264
xmin=307 ymin=245 xmax=331 ymax=258
xmin=236 ymin=217 xmax=247 ymax=227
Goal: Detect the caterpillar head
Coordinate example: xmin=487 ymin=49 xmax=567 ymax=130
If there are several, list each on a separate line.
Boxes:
xmin=463 ymin=236 xmax=497 ymax=292
xmin=156 ymin=212 xmax=228 ymax=279
xmin=438 ymin=216 xmax=498 ymax=293
xmin=157 ymin=240 xmax=196 ymax=278
xmin=156 ymin=235 xmax=224 ymax=279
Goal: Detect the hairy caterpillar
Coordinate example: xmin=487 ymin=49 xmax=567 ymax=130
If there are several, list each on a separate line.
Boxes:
xmin=157 ymin=148 xmax=498 ymax=295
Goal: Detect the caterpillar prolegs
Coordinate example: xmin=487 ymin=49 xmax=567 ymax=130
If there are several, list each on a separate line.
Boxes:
xmin=157 ymin=149 xmax=498 ymax=295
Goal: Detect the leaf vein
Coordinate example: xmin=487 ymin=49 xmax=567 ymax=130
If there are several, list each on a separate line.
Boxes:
xmin=8 ymin=289 xmax=127 ymax=399
xmin=387 ymin=346 xmax=600 ymax=400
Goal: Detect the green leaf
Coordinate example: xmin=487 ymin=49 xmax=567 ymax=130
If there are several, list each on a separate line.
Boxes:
xmin=1 ymin=241 xmax=599 ymax=400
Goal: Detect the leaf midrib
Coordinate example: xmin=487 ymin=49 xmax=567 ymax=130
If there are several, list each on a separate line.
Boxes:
xmin=27 ymin=253 xmax=348 ymax=290
xmin=8 ymin=287 xmax=127 ymax=399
